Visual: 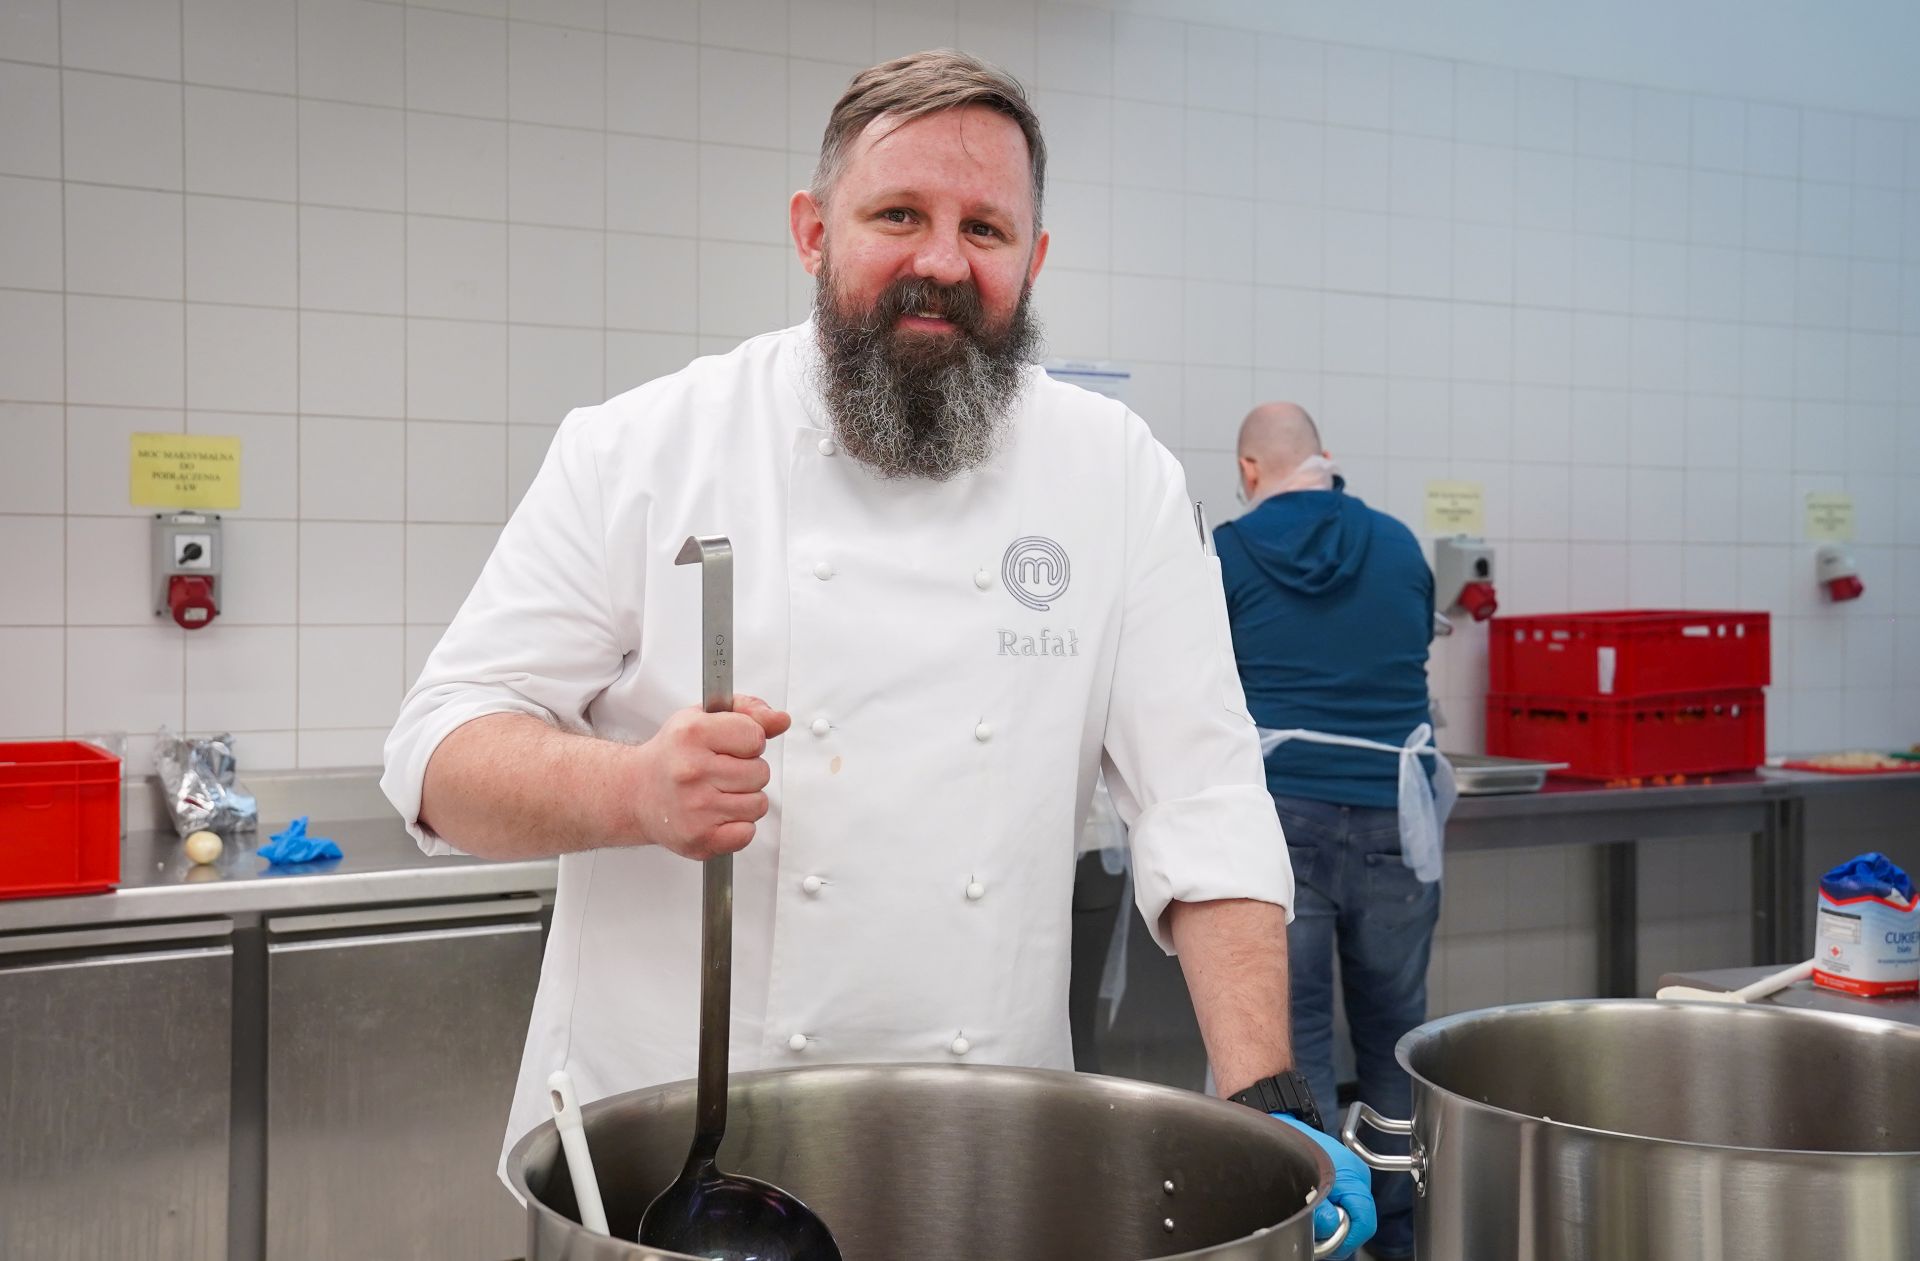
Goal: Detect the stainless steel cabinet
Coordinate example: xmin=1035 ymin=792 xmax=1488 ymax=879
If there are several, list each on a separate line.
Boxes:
xmin=264 ymin=898 xmax=543 ymax=1261
xmin=0 ymin=920 xmax=234 ymax=1261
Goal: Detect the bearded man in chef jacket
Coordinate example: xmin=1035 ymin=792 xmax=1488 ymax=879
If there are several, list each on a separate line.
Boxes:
xmin=382 ymin=50 xmax=1376 ymax=1256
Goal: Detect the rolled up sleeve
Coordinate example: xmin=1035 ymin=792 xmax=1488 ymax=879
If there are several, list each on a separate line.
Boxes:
xmin=381 ymin=407 xmax=627 ymax=855
xmin=1099 ymin=421 xmax=1293 ymax=951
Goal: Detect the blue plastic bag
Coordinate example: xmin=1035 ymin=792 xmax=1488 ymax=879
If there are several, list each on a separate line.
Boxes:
xmin=260 ymin=816 xmax=342 ymax=866
xmin=1821 ymin=852 xmax=1915 ymax=902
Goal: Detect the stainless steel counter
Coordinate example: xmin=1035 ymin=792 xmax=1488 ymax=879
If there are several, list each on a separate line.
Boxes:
xmin=1447 ymin=765 xmax=1915 ymax=830
xmin=0 ymin=769 xmax=556 ymax=933
xmin=0 ymin=774 xmax=1744 ymax=939
xmin=0 ymin=771 xmax=552 ymax=1261
xmin=1446 ymin=768 xmax=1920 ymax=995
xmin=1658 ymin=964 xmax=1920 ymax=1028
xmin=1448 ymin=770 xmax=1787 ymax=850
xmin=4 ymin=766 xmax=1915 ymax=983
xmin=0 ymin=818 xmax=555 ymax=932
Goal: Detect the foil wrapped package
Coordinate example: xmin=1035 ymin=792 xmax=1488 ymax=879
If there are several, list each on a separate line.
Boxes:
xmin=155 ymin=729 xmax=258 ymax=838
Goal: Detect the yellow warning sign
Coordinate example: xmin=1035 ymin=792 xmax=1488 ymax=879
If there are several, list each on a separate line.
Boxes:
xmin=130 ymin=433 xmax=242 ymax=509
xmin=1425 ymin=480 xmax=1485 ymax=534
xmin=1804 ymin=492 xmax=1855 ymax=542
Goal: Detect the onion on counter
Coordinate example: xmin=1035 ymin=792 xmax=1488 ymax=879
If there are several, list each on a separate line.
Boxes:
xmin=184 ymin=830 xmax=223 ymax=865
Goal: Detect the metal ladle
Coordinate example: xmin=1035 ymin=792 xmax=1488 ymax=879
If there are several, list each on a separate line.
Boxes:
xmin=638 ymin=535 xmax=843 ymax=1261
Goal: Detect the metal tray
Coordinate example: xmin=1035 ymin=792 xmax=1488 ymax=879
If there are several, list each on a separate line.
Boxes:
xmin=1446 ymin=752 xmax=1567 ymax=795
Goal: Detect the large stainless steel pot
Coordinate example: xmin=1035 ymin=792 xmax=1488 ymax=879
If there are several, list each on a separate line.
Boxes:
xmin=1343 ymin=999 xmax=1920 ymax=1260
xmin=508 ymin=1063 xmax=1342 ymax=1260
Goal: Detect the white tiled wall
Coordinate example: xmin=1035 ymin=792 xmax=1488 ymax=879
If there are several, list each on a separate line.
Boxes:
xmin=1421 ymin=835 xmax=1753 ymax=1016
xmin=1 ymin=0 xmax=1916 ymax=791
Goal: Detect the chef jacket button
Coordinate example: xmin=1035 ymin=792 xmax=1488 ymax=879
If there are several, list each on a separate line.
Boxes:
xmin=974 ymin=722 xmax=993 ymax=742
xmin=802 ymin=875 xmax=824 ymax=895
xmin=966 ymin=881 xmax=985 ymax=901
xmin=949 ymin=1036 xmax=971 ymax=1056
xmin=817 ymin=437 xmax=836 ymax=456
xmin=788 ymin=1034 xmax=809 ymax=1052
xmin=813 ymin=561 xmax=834 ymax=581
xmin=973 ymin=570 xmax=992 ymax=590
xmin=810 ymin=717 xmax=830 ymax=737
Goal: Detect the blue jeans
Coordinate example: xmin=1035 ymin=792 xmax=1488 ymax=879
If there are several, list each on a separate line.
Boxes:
xmin=1277 ymin=795 xmax=1441 ymax=1261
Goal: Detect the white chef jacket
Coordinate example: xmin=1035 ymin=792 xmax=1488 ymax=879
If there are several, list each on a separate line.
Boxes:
xmin=379 ymin=323 xmax=1292 ymax=1178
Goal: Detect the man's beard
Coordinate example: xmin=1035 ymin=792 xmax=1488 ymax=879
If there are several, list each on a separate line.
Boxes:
xmin=811 ymin=257 xmax=1041 ymax=481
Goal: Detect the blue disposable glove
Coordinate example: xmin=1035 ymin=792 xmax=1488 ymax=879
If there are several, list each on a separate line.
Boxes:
xmin=260 ymin=816 xmax=343 ymax=866
xmin=1271 ymin=1113 xmax=1377 ymax=1260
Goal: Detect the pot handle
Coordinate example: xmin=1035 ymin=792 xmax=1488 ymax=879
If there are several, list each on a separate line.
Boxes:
xmin=1341 ymin=1101 xmax=1417 ymax=1173
xmin=1309 ymin=1202 xmax=1351 ymax=1259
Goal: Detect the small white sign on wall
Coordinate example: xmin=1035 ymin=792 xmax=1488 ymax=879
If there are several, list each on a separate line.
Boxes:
xmin=1425 ymin=480 xmax=1485 ymax=534
xmin=1804 ymin=492 xmax=1856 ymax=542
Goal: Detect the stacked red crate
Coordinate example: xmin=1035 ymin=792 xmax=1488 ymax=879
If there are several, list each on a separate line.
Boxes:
xmin=0 ymin=740 xmax=121 ymax=899
xmin=1485 ymin=611 xmax=1770 ymax=781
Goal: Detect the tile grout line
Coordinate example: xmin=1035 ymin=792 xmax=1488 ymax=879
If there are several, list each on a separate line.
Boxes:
xmin=56 ymin=0 xmax=68 ymax=746
xmin=494 ymin=2 xmax=507 ymax=558
xmin=176 ymin=0 xmax=188 ymax=739
xmin=394 ymin=0 xmax=413 ymax=754
xmin=293 ymin=0 xmax=305 ymax=764
xmin=600 ymin=0 xmax=610 ymax=419
xmin=692 ymin=14 xmax=702 ymax=348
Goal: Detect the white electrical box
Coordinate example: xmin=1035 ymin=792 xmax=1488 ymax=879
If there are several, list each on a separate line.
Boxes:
xmin=1433 ymin=535 xmax=1499 ymax=621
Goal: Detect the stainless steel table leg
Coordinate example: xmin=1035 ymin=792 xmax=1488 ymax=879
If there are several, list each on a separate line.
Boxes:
xmin=1750 ymin=797 xmax=1808 ymax=966
xmin=1596 ymin=842 xmax=1637 ymax=997
xmin=1751 ymin=809 xmax=1779 ymax=966
xmin=1774 ymin=796 xmax=1808 ymax=960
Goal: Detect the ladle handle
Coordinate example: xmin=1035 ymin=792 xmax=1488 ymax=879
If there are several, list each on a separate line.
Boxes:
xmin=684 ymin=536 xmax=733 ymax=717
xmin=675 ymin=535 xmax=735 ymax=1163
xmin=692 ymin=849 xmax=733 ymax=1159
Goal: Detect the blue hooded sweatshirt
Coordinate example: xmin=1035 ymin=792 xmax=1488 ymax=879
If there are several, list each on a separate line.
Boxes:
xmin=1213 ymin=481 xmax=1435 ymax=809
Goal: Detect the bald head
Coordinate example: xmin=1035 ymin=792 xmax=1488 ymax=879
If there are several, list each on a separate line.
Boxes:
xmin=1236 ymin=402 xmax=1323 ymax=498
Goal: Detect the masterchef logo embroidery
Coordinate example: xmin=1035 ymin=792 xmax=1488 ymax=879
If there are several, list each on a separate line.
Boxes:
xmin=1002 ymin=536 xmax=1070 ymax=612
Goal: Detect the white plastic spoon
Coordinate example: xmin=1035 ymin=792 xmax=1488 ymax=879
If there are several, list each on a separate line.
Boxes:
xmin=1656 ymin=958 xmax=1814 ymax=1004
xmin=548 ymin=1069 xmax=611 ymax=1236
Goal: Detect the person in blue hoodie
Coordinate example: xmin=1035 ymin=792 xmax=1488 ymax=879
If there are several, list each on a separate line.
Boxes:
xmin=1212 ymin=402 xmax=1442 ymax=1261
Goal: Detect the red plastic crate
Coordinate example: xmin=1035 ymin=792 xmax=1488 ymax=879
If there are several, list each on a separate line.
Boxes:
xmin=0 ymin=741 xmax=121 ymax=899
xmin=1485 ymin=689 xmax=1766 ymax=781
xmin=1490 ymin=610 xmax=1770 ymax=699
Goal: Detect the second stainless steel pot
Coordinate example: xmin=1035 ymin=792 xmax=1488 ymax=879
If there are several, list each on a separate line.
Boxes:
xmin=1344 ymin=999 xmax=1920 ymax=1260
xmin=509 ymin=1063 xmax=1341 ymax=1260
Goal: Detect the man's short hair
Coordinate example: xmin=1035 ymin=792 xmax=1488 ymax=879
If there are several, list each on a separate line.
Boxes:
xmin=811 ymin=50 xmax=1047 ymax=228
